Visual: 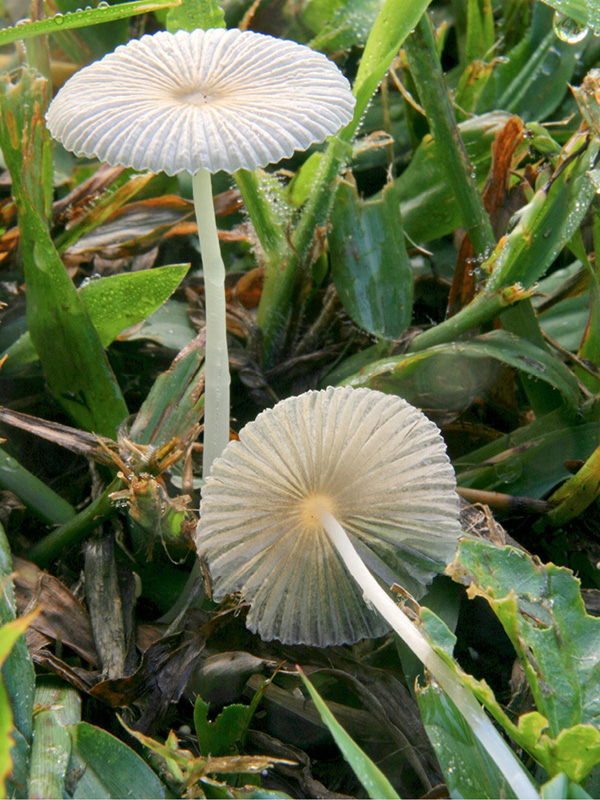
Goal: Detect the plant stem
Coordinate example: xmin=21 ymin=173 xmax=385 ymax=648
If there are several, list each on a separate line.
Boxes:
xmin=192 ymin=167 xmax=230 ymax=478
xmin=28 ymin=477 xmax=122 ymax=567
xmin=319 ymin=507 xmax=539 ymax=800
xmin=256 ymin=137 xmax=350 ymax=363
xmin=403 ymin=15 xmax=495 ymax=260
xmin=407 ymin=284 xmax=529 ymax=352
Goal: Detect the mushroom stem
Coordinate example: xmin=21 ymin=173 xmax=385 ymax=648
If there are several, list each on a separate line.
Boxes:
xmin=192 ymin=167 xmax=231 ymax=479
xmin=318 ymin=508 xmax=538 ymax=800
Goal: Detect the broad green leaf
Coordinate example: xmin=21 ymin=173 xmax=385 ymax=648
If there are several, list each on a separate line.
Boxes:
xmin=454 ymin=401 xmax=600 ymax=497
xmin=417 ymin=682 xmax=519 ymax=799
xmin=419 ymin=599 xmax=600 ymax=783
xmin=479 ymin=29 xmax=580 ymax=121
xmin=194 ymin=699 xmax=252 ymax=758
xmin=329 ymin=176 xmax=413 ymax=339
xmin=395 ymin=112 xmax=511 ymax=243
xmin=121 ymin=299 xmax=197 ymax=351
xmin=298 ymin=670 xmax=400 ymax=800
xmin=0 ymin=525 xmax=35 ymax=745
xmin=67 ymin=722 xmax=168 ymax=799
xmin=450 ymin=539 xmax=600 ymax=738
xmin=340 ymin=330 xmax=579 ymax=409
xmin=0 ymin=0 xmax=180 ymax=46
xmin=3 ymin=264 xmax=190 ymax=369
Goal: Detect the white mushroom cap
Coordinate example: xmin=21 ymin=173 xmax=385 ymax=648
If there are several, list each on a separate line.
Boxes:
xmin=46 ymin=28 xmax=356 ymax=175
xmin=196 ymin=386 xmax=462 ymax=647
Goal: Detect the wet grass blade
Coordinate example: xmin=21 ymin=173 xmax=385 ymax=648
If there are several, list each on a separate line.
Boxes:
xmin=455 ymin=401 xmax=600 ymax=498
xmin=257 ymin=0 xmax=433 ymax=361
xmin=298 ymin=669 xmax=400 ymax=800
xmin=0 ymin=0 xmax=180 ymax=46
xmin=341 ymin=330 xmax=579 ymax=408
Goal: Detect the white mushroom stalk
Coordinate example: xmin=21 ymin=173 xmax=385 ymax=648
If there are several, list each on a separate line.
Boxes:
xmin=46 ymin=28 xmax=355 ymax=476
xmin=196 ymin=386 xmax=537 ymax=799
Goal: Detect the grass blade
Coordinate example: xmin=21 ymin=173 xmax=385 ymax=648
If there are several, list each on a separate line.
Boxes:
xmin=298 ymin=668 xmax=400 ymax=800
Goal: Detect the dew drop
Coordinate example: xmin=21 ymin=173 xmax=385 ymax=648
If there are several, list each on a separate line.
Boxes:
xmin=553 ymin=11 xmax=589 ymax=43
xmin=53 ymin=12 xmax=64 ymax=24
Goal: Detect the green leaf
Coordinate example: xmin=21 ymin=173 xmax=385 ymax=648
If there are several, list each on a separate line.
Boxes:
xmin=419 ymin=601 xmax=600 ymax=783
xmin=454 ymin=400 xmax=600 ymax=497
xmin=129 ymin=344 xmax=204 ymax=447
xmin=329 ymin=176 xmax=413 ymax=339
xmin=417 ymin=682 xmax=520 ymax=799
xmin=348 ymin=0 xmax=432 ymax=137
xmin=340 ymin=330 xmax=579 ymax=409
xmin=19 ymin=200 xmax=129 ymax=437
xmin=575 ymin=216 xmax=600 ymax=392
xmin=450 ymin=539 xmax=600 ymax=739
xmin=67 ymin=722 xmax=168 ymax=799
xmin=166 ymin=0 xmax=224 ymax=32
xmin=394 ymin=111 xmax=510 ymax=243
xmin=465 ymin=0 xmax=495 ymax=63
xmin=3 ymin=264 xmax=190 ymax=369
xmin=0 ymin=525 xmax=35 ymax=745
xmin=0 ymin=613 xmax=39 ymax=799
xmin=29 ymin=683 xmax=81 ymax=800
xmin=0 ymin=0 xmax=180 ymax=46
xmin=309 ymin=0 xmax=385 ymax=53
xmin=485 ymin=130 xmax=599 ymax=293
xmin=539 ymin=0 xmax=599 ymax=34
xmin=0 ymin=67 xmax=128 ymax=437
xmin=0 ymin=448 xmax=75 ymax=525
xmin=541 ymin=772 xmax=593 ymax=799
xmin=298 ymin=670 xmax=400 ymax=800
xmin=194 ymin=679 xmax=267 ymax=759
xmin=0 ymin=676 xmax=13 ymax=800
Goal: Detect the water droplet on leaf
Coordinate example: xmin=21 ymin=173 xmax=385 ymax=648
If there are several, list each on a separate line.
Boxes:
xmin=553 ymin=11 xmax=589 ymax=43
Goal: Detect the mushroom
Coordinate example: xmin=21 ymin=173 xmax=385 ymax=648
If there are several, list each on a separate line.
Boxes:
xmin=46 ymin=28 xmax=355 ymax=476
xmin=196 ymin=386 xmax=537 ymax=799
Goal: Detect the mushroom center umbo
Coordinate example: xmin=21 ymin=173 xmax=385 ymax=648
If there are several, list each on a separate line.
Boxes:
xmin=174 ymin=86 xmax=223 ymax=106
xmin=297 ymin=493 xmax=338 ymax=530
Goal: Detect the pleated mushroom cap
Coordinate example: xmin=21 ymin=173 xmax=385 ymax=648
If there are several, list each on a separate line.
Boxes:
xmin=196 ymin=386 xmax=462 ymax=647
xmin=46 ymin=28 xmax=355 ymax=176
